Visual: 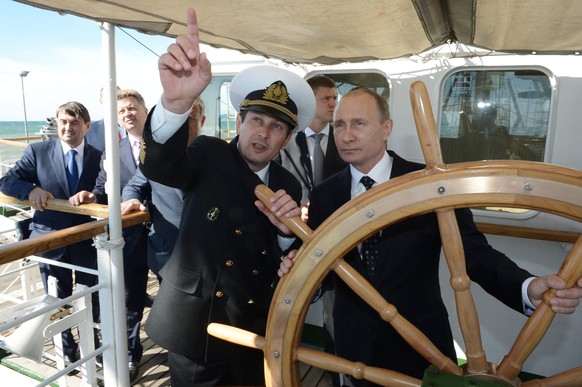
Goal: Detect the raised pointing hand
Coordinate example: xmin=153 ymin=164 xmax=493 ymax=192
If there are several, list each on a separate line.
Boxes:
xmin=159 ymin=8 xmax=212 ymax=114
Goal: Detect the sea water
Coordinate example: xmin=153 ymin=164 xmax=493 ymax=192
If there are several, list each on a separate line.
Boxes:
xmin=0 ymin=120 xmax=47 ymax=169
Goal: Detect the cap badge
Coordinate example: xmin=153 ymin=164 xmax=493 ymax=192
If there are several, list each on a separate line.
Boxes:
xmin=263 ymin=81 xmax=289 ymax=105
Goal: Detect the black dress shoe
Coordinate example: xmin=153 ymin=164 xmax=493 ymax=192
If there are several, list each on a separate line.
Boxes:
xmin=95 ymin=354 xmax=103 ymax=368
xmin=64 ymin=353 xmax=80 ymax=375
xmin=128 ymin=361 xmax=139 ymax=382
xmin=64 ymin=352 xmax=79 ymax=364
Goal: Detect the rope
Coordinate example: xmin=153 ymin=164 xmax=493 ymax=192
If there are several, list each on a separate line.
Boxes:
xmin=93 ymin=237 xmax=125 ymax=251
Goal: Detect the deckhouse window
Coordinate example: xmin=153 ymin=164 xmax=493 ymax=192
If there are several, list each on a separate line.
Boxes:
xmin=439 ymin=70 xmax=550 ymax=163
xmin=440 ymin=69 xmax=551 ymax=215
xmin=318 ymin=72 xmax=390 ymax=102
xmin=200 ymin=75 xmax=237 ymax=140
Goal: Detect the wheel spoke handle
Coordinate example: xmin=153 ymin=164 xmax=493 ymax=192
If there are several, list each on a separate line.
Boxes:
xmin=207 ymin=323 xmax=422 ymax=387
xmin=498 ymin=236 xmax=582 ymax=380
xmin=334 ymin=260 xmax=462 ymax=376
xmin=255 ymin=184 xmax=312 ymax=242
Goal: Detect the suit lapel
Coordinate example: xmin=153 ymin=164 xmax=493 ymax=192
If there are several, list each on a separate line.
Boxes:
xmin=49 ymin=140 xmax=71 ymax=195
xmin=323 ymin=127 xmax=339 ymax=171
xmin=295 ymin=131 xmax=313 ymax=183
xmin=80 ymin=142 xmax=92 ymax=177
xmin=119 ymin=137 xmax=137 ymax=173
xmin=338 ymin=167 xmax=352 ymax=207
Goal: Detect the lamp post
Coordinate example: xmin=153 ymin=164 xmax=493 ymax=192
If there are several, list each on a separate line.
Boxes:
xmin=19 ymin=70 xmax=30 ymax=141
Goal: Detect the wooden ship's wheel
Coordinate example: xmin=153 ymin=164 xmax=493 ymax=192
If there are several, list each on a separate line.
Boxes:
xmin=208 ymin=81 xmax=582 ymax=386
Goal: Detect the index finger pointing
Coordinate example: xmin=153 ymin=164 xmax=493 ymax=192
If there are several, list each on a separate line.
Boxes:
xmin=186 ymin=8 xmax=201 ymax=59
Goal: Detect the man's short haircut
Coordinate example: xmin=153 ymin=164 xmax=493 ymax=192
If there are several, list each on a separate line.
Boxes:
xmin=345 ymin=87 xmax=391 ymax=122
xmin=193 ymin=97 xmax=205 ymax=115
xmin=56 ymin=101 xmax=91 ymax=123
xmin=306 ymin=75 xmax=336 ymax=91
xmin=117 ymin=89 xmax=146 ymax=108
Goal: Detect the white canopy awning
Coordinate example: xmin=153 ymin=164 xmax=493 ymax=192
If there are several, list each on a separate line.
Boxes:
xmin=16 ymin=0 xmax=582 ymax=65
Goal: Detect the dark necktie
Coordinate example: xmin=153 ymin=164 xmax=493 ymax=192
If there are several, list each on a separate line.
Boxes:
xmin=360 ymin=176 xmax=380 ymax=277
xmin=311 ymin=133 xmax=324 ymax=185
xmin=66 ymin=149 xmax=79 ymax=194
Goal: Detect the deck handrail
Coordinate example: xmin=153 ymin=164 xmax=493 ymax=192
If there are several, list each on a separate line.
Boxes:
xmin=0 ymin=193 xmax=149 ymax=266
xmin=0 ymin=136 xmax=43 ymax=148
xmin=0 ymin=192 xmax=150 ymax=386
xmin=475 ymin=222 xmax=579 ymax=244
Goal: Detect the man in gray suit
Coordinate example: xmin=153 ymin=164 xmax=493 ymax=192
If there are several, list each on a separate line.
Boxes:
xmin=71 ymin=89 xmax=150 ymax=380
xmin=120 ymin=97 xmax=206 ymax=278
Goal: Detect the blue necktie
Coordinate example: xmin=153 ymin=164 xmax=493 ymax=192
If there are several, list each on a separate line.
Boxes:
xmin=66 ymin=149 xmax=79 ymax=194
xmin=360 ymin=176 xmax=380 ymax=277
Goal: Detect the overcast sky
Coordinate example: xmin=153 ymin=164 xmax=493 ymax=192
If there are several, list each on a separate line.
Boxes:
xmin=0 ymin=1 xmax=266 ymax=121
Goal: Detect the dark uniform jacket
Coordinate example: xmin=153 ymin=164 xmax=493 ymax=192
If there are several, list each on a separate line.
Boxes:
xmin=0 ymin=139 xmax=102 ymax=260
xmin=140 ymin=109 xmax=302 ymax=361
xmin=279 ymin=128 xmax=346 ymax=204
xmin=307 ymin=150 xmax=533 ymax=379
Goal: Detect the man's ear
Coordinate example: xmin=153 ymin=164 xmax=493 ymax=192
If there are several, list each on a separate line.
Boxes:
xmin=235 ymin=114 xmax=241 ymax=135
xmin=383 ymin=118 xmax=393 ymax=141
xmin=281 ymin=130 xmax=293 ymax=148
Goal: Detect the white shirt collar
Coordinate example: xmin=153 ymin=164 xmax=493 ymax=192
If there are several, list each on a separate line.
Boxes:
xmin=127 ymin=133 xmax=141 ymax=145
xmin=255 ymin=164 xmax=269 ymax=184
xmin=350 ymin=151 xmax=393 ymax=199
xmin=304 ymin=123 xmax=330 ymax=138
xmin=61 ymin=139 xmax=85 ymax=159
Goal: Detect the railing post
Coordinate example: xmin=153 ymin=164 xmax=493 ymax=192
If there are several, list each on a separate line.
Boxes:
xmin=95 ymin=231 xmax=128 ymax=386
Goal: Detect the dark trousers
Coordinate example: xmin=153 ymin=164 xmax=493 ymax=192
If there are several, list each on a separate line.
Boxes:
xmin=147 ymin=213 xmax=179 ymax=278
xmin=38 ymin=242 xmax=99 ymax=356
xmin=167 ymin=350 xmax=265 ymax=387
xmin=123 ymin=225 xmax=149 ymax=363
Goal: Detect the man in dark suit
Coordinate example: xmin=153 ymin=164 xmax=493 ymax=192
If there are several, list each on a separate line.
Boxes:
xmin=0 ymin=101 xmax=102 ymax=363
xmin=71 ymin=89 xmax=149 ymax=380
xmin=279 ymin=74 xmax=346 ymax=221
xmin=120 ymin=97 xmax=206 ymax=279
xmin=279 ymin=88 xmax=582 ymax=385
xmin=138 ymin=9 xmax=314 ymax=386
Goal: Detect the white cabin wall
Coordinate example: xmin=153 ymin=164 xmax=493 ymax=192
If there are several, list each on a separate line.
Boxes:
xmin=548 ymin=74 xmax=582 ymax=170
xmin=440 ymin=236 xmax=581 ymax=377
xmin=381 ymin=55 xmax=582 ymax=376
xmin=211 ymin=54 xmax=582 ymax=376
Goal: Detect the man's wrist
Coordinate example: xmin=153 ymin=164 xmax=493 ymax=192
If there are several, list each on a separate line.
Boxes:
xmin=277 ymin=229 xmax=294 ymax=238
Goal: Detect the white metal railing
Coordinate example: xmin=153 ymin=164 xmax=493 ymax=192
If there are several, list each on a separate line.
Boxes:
xmin=0 ymin=202 xmax=146 ymax=386
xmin=0 ymin=244 xmax=118 ymax=386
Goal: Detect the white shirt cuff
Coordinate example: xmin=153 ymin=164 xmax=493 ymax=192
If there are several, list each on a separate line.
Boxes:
xmin=277 ymin=234 xmax=296 ymax=251
xmin=522 ymin=276 xmax=537 ymax=316
xmin=151 ymin=98 xmax=191 ymax=144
